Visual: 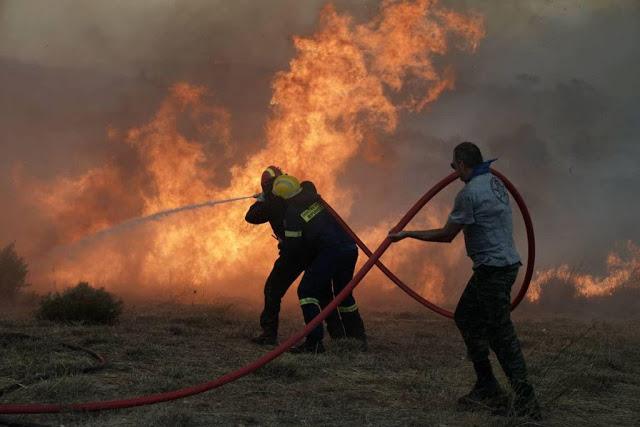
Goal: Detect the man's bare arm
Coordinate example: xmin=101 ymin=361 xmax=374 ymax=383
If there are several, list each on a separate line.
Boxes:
xmin=388 ymin=221 xmax=464 ymax=243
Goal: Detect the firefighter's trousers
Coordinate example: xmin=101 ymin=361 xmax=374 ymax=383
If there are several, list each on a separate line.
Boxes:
xmin=260 ymin=251 xmax=342 ymax=338
xmin=297 ymin=246 xmax=365 ymax=342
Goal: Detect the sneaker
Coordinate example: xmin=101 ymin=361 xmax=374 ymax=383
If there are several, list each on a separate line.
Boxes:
xmin=289 ymin=339 xmax=325 ymax=354
xmin=250 ymin=333 xmax=278 ymax=346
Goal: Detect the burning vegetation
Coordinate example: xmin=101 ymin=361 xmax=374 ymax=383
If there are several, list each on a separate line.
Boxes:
xmin=2 ymin=0 xmax=638 ymax=310
xmin=15 ymin=0 xmax=485 ymax=304
xmin=529 ymin=240 xmax=640 ymax=302
xmin=1 ymin=1 xmax=640 ymax=424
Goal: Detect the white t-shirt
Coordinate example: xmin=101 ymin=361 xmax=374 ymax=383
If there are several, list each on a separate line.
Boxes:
xmin=448 ymin=173 xmax=521 ymax=269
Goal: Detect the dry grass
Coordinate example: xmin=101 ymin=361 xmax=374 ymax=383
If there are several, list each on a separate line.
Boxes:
xmin=1 ymin=303 xmax=639 ymax=426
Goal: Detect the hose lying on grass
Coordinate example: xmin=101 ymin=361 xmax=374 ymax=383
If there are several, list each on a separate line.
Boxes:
xmin=0 ymin=333 xmax=106 ymax=398
xmin=0 ymin=169 xmax=534 ymax=414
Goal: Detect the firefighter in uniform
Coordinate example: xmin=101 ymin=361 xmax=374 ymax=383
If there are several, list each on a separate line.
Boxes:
xmin=272 ymin=174 xmax=367 ymax=354
xmin=245 ymin=166 xmax=342 ymax=345
xmin=388 ymin=142 xmax=541 ymax=420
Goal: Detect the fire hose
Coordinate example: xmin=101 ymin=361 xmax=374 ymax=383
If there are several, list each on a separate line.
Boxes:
xmin=0 ymin=169 xmax=534 ymax=414
xmin=323 ymin=169 xmax=534 ymax=318
xmin=0 ymin=333 xmax=106 ymax=398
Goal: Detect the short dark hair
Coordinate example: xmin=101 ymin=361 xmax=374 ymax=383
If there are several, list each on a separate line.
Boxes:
xmin=454 ymin=142 xmax=483 ymax=168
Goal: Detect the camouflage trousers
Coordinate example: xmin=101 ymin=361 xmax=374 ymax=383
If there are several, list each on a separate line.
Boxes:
xmin=454 ymin=263 xmax=529 ymax=386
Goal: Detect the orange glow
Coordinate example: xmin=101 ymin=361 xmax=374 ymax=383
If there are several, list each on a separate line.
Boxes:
xmin=528 ymin=241 xmax=640 ymax=301
xmin=18 ymin=1 xmax=484 ymax=302
xmin=354 ymin=202 xmax=467 ymax=306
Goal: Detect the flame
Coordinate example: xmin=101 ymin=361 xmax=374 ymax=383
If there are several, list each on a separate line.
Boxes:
xmin=528 ymin=240 xmax=640 ymax=301
xmin=353 ymin=202 xmax=467 ymax=305
xmin=18 ymin=0 xmax=484 ymax=302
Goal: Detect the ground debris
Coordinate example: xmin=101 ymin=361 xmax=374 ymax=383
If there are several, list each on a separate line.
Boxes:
xmin=0 ymin=304 xmax=638 ymax=426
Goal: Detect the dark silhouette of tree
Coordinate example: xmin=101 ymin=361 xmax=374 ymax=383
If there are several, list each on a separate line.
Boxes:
xmin=0 ymin=243 xmax=30 ymax=301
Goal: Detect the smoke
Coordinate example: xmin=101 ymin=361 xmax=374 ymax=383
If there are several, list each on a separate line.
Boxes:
xmin=458 ymin=0 xmax=640 ymax=311
xmin=1 ymin=0 xmax=639 ymax=313
xmin=368 ymin=0 xmax=640 ymax=311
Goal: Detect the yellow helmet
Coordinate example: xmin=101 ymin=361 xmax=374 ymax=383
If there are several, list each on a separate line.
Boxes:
xmin=272 ymin=175 xmax=302 ymax=199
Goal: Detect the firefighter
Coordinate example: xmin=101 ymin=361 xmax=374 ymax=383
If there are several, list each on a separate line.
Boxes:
xmin=388 ymin=142 xmax=541 ymax=420
xmin=272 ymin=174 xmax=367 ymax=354
xmin=245 ymin=166 xmax=342 ymax=345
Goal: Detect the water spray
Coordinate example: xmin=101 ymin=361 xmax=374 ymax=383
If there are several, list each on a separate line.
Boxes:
xmin=65 ymin=195 xmax=257 ymax=249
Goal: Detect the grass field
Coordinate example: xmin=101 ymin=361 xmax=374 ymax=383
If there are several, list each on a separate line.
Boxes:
xmin=1 ymin=302 xmax=639 ymax=426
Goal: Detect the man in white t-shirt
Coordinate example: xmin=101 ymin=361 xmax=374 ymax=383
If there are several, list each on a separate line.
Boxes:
xmin=388 ymin=142 xmax=541 ymax=420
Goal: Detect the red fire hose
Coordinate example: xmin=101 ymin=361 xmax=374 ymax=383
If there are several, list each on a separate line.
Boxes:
xmin=0 ymin=169 xmax=533 ymax=414
xmin=323 ymin=169 xmax=535 ymax=318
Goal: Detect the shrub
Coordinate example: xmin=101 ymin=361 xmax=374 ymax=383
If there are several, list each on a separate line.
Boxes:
xmin=37 ymin=282 xmax=123 ymax=325
xmin=0 ymin=243 xmax=30 ymax=301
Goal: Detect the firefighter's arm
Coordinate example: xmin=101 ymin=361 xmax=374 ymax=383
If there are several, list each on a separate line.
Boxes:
xmin=388 ymin=222 xmax=464 ymax=243
xmin=244 ymin=198 xmax=271 ymax=224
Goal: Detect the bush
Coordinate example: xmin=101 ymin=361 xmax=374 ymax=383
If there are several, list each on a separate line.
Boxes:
xmin=0 ymin=243 xmax=30 ymax=301
xmin=37 ymin=282 xmax=123 ymax=325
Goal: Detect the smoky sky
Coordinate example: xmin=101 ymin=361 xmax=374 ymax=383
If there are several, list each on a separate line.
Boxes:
xmin=1 ymin=0 xmax=639 ymax=304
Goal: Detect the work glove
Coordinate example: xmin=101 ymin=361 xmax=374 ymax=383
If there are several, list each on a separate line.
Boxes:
xmin=253 ymin=192 xmax=266 ymax=202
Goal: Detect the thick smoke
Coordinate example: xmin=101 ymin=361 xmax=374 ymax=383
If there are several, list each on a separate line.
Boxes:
xmin=380 ymin=0 xmax=640 ymax=312
xmin=1 ymin=0 xmax=638 ymax=313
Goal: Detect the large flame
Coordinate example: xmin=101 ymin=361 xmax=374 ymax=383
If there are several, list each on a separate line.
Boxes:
xmin=18 ymin=0 xmax=484 ymax=302
xmin=528 ymin=240 xmax=640 ymax=301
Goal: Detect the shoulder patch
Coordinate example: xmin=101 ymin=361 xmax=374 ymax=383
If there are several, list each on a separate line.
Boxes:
xmin=300 ymin=202 xmax=325 ymax=222
xmin=490 ymin=176 xmax=509 ymax=205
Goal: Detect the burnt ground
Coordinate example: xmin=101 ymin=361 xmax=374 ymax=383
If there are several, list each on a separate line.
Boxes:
xmin=1 ymin=303 xmax=639 ymax=426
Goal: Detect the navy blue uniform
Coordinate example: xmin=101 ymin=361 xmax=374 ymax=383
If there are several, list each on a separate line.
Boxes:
xmin=245 ymin=191 xmax=286 ymax=240
xmin=245 ymin=187 xmax=308 ymax=339
xmin=246 ymin=182 xmax=342 ymax=339
xmin=281 ymin=189 xmax=366 ymax=343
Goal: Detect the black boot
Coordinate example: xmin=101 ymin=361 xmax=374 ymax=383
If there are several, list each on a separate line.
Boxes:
xmin=250 ymin=332 xmax=278 ymax=346
xmin=459 ymin=360 xmax=507 ymax=408
xmin=325 ymin=310 xmax=346 ymax=340
xmin=492 ymin=380 xmax=541 ymax=420
xmin=341 ymin=310 xmax=368 ymax=351
xmin=290 ymin=339 xmax=325 ymax=355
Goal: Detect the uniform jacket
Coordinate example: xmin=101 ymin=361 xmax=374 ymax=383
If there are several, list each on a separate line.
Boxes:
xmin=245 ymin=192 xmax=287 ymax=240
xmin=280 ymin=189 xmax=355 ymax=256
xmin=245 ymin=181 xmax=318 ymax=243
